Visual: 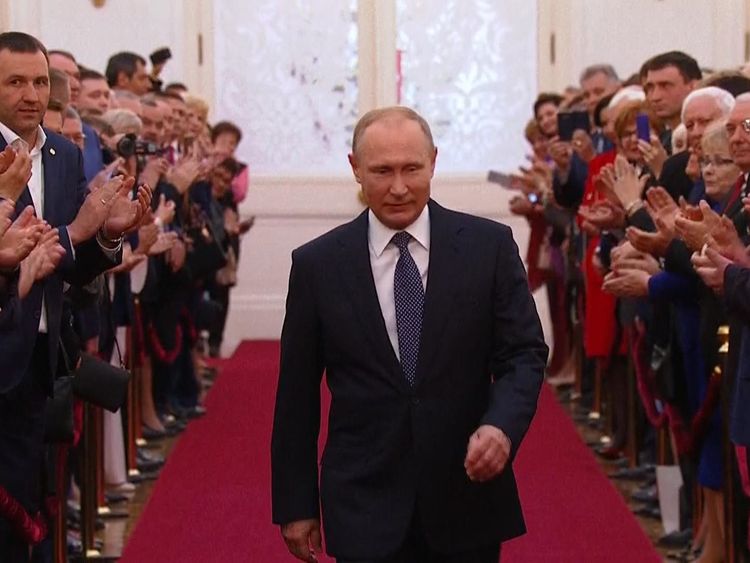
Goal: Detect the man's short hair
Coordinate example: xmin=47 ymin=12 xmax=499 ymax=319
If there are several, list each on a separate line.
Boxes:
xmin=49 ymin=68 xmax=70 ymax=106
xmin=0 ymin=31 xmax=48 ymax=61
xmin=532 ymin=93 xmax=563 ymax=118
xmin=701 ymin=70 xmax=750 ymax=98
xmin=114 ymin=89 xmax=139 ymax=101
xmin=164 ymin=82 xmax=188 ymax=93
xmin=48 ymin=49 xmax=76 ymax=63
xmin=579 ymin=64 xmax=619 ymax=85
xmin=64 ymin=106 xmax=81 ymax=121
xmin=351 ymin=106 xmax=435 ymax=157
xmin=211 ymin=121 xmax=243 ymax=144
xmin=101 ymin=108 xmax=142 ymax=135
xmin=47 ymin=99 xmax=64 ymax=113
xmin=640 ymin=51 xmax=702 ymax=83
xmin=79 ymin=68 xmax=105 ymax=82
xmin=154 ymin=90 xmax=184 ymax=103
xmin=105 ymin=51 xmax=146 ymax=87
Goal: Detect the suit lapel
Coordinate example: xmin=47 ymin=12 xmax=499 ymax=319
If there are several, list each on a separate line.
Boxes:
xmin=337 ymin=210 xmax=405 ymax=388
xmin=41 ymin=135 xmax=57 ymax=223
xmin=414 ymin=200 xmax=462 ymax=385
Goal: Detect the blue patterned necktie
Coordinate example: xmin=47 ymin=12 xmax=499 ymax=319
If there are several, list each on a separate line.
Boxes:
xmin=392 ymin=231 xmax=424 ymax=385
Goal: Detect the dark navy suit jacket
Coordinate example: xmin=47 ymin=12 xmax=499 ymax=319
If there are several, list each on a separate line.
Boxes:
xmin=0 ymin=129 xmax=119 ymax=393
xmin=271 ymin=200 xmax=548 ymax=559
xmin=724 ymin=265 xmax=750 ymax=446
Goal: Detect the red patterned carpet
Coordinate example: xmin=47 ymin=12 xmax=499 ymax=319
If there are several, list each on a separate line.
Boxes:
xmin=121 ymin=341 xmax=660 ymax=562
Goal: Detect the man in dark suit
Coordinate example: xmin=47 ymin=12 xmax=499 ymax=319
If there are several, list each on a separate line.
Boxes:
xmin=0 ymin=32 xmax=150 ymax=561
xmin=271 ymin=107 xmax=548 ymax=562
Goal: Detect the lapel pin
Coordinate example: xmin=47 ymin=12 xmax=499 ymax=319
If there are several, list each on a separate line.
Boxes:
xmin=49 ymin=148 xmax=55 ymax=156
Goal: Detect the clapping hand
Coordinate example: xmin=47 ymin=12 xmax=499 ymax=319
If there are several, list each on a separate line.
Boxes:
xmin=578 ymin=200 xmax=626 ymax=231
xmin=19 ymin=229 xmax=65 ymax=297
xmin=0 ymin=145 xmax=32 ymax=203
xmin=674 ymin=200 xmax=722 ymax=252
xmin=148 ymin=231 xmax=178 ymax=256
xmin=103 ymin=181 xmax=153 ymax=239
xmin=692 ymin=246 xmax=732 ymax=294
xmin=0 ymin=205 xmax=48 ymax=269
xmin=69 ymin=175 xmax=131 ymax=245
xmin=165 ymin=157 xmax=201 ymax=194
xmin=154 ymin=193 xmax=176 ymax=226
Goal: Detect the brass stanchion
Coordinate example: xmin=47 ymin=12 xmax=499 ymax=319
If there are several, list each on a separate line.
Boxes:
xmin=80 ymin=402 xmax=101 ymax=559
xmin=717 ymin=325 xmax=737 ymax=563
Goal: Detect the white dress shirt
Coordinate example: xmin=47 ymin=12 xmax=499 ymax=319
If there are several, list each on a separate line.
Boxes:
xmin=368 ymin=206 xmax=430 ymax=358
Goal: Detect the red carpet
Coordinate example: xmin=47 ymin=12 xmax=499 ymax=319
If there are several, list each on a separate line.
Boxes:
xmin=121 ymin=341 xmax=660 ymax=562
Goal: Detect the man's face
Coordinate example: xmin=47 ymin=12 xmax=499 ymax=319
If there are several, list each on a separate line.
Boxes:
xmin=581 ymin=72 xmax=618 ymax=116
xmin=727 ymin=99 xmax=750 ymax=172
xmin=167 ymin=97 xmax=186 ymax=139
xmin=61 ymin=116 xmax=84 ymax=150
xmin=140 ymin=103 xmax=165 ymax=144
xmin=119 ymin=60 xmax=150 ymax=96
xmin=0 ymin=49 xmax=50 ymax=142
xmin=683 ymin=96 xmax=723 ymax=152
xmin=644 ymin=65 xmax=695 ymax=123
xmin=348 ymin=117 xmax=436 ymax=230
xmin=49 ymin=53 xmax=80 ymax=104
xmin=535 ymin=102 xmax=558 ymax=137
xmin=78 ymin=78 xmax=110 ymax=115
xmin=156 ymin=100 xmax=174 ymax=140
xmin=43 ymin=109 xmax=63 ymax=134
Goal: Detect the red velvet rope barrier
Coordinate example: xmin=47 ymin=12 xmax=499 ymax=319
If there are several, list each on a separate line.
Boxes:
xmin=148 ymin=323 xmax=182 ymax=365
xmin=0 ymin=485 xmax=48 ymax=544
xmin=631 ymin=325 xmax=722 ymax=457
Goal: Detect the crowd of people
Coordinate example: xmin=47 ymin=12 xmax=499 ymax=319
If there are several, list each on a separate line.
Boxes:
xmin=510 ymin=51 xmax=750 ymax=561
xmin=0 ymin=31 xmax=251 ymax=561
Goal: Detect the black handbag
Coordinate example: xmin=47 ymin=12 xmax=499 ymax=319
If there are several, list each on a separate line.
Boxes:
xmin=72 ymin=353 xmax=131 ymax=413
xmin=187 ymin=220 xmax=228 ymax=280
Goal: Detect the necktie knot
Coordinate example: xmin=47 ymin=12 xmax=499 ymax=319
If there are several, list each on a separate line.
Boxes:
xmin=392 ymin=231 xmax=411 ymax=252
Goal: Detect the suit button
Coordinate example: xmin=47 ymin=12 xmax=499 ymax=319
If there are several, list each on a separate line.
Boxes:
xmin=411 ymin=397 xmax=420 ymax=406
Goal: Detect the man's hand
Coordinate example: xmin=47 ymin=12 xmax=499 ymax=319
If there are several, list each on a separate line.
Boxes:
xmin=509 ymin=195 xmax=535 ymax=217
xmin=0 ymin=146 xmax=32 ymax=202
xmin=637 ymin=134 xmax=668 ymax=179
xmin=87 ymin=158 xmax=124 ymax=192
xmin=103 ymin=182 xmax=153 ymax=239
xmin=68 ymin=175 xmax=129 ymax=245
xmin=280 ymin=519 xmax=322 ymax=562
xmin=692 ymin=246 xmax=732 ymax=294
xmin=464 ymin=425 xmax=511 ymax=482
xmin=602 ymin=268 xmax=651 ymax=297
xmin=0 ymin=205 xmax=47 ymax=269
xmin=19 ymin=229 xmax=65 ymax=298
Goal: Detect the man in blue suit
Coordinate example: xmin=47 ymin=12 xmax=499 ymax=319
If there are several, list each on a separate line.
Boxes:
xmin=0 ymin=32 xmax=151 ymax=561
xmin=272 ymin=107 xmax=547 ymax=562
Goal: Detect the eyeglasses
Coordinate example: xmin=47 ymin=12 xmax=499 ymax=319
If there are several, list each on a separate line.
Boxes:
xmin=726 ymin=118 xmax=750 ymax=136
xmin=699 ymin=156 xmax=736 ymax=168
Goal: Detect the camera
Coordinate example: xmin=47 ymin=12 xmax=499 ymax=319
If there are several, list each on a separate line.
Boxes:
xmin=115 ymin=133 xmax=163 ymax=158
